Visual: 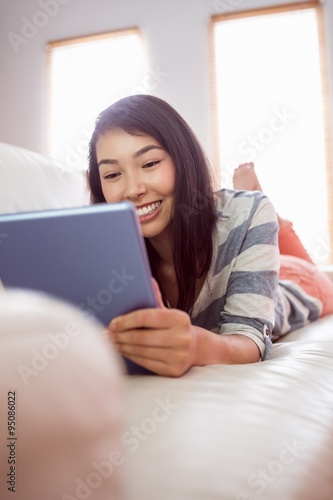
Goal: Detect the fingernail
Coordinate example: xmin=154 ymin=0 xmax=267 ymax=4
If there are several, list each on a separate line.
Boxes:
xmin=110 ymin=319 xmax=118 ymax=332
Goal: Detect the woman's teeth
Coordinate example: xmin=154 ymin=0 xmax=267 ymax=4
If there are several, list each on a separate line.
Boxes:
xmin=136 ymin=201 xmax=161 ymax=217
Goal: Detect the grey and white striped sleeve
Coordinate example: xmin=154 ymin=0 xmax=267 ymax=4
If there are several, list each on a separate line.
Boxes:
xmin=218 ymin=193 xmax=279 ymax=359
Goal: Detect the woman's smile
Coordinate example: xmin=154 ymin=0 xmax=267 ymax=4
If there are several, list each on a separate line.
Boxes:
xmin=135 ymin=200 xmax=163 ymax=221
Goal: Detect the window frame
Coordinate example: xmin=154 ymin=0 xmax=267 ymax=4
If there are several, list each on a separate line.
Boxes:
xmin=45 ymin=27 xmax=143 ymax=167
xmin=209 ymin=1 xmax=333 ymax=263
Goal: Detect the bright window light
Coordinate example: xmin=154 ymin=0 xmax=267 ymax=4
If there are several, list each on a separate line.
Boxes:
xmin=47 ymin=30 xmax=148 ymax=171
xmin=212 ymin=7 xmax=330 ymax=263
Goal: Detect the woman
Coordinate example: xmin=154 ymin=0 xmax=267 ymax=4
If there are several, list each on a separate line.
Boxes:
xmin=87 ymin=94 xmax=333 ymax=376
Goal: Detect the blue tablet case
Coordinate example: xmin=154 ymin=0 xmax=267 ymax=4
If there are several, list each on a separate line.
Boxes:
xmin=0 ymin=202 xmax=157 ymax=375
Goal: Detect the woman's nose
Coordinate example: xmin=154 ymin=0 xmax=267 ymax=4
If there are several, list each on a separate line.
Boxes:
xmin=124 ymin=175 xmax=147 ymax=201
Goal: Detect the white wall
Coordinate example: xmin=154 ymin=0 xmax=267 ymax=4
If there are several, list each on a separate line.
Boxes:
xmin=0 ymin=0 xmax=332 ymax=163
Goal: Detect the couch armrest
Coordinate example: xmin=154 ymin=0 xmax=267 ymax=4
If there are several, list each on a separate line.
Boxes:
xmin=0 ymin=289 xmax=124 ymax=500
xmin=0 ymin=142 xmax=90 ymax=215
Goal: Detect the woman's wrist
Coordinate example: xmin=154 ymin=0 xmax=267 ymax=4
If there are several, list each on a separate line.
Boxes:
xmin=193 ymin=326 xmax=261 ymax=366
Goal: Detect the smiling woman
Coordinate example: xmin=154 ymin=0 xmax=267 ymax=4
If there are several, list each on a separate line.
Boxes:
xmin=86 ymin=94 xmax=333 ymax=377
xmin=96 ymin=128 xmax=176 ymax=241
xmin=88 ymin=95 xmax=216 ymax=317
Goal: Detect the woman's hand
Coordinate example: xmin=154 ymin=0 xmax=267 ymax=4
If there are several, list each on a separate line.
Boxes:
xmin=107 ymin=279 xmax=198 ymax=377
xmin=106 ymin=279 xmax=261 ymax=375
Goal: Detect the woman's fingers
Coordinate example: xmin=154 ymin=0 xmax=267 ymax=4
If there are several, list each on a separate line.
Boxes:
xmin=116 ymin=335 xmax=194 ymax=377
xmin=110 ymin=307 xmax=189 ymax=333
xmin=151 ymin=277 xmax=165 ymax=308
xmin=107 ymin=308 xmax=195 ymax=377
xmin=112 ymin=327 xmax=173 ymax=348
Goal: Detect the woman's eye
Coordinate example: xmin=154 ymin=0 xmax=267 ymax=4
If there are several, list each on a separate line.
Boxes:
xmin=103 ymin=172 xmax=120 ymax=180
xmin=143 ymin=160 xmax=160 ymax=169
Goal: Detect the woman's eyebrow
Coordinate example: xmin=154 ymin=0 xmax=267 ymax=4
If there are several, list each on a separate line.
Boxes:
xmin=133 ymin=145 xmax=164 ymax=158
xmin=98 ymin=158 xmax=117 ymax=168
xmin=98 ymin=145 xmax=164 ymax=168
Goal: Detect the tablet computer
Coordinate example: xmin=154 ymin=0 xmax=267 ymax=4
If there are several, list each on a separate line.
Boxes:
xmin=0 ymin=202 xmax=157 ymax=375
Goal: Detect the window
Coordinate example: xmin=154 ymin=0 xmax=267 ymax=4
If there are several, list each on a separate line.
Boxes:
xmin=46 ymin=28 xmax=148 ymax=171
xmin=211 ymin=2 xmax=332 ymax=264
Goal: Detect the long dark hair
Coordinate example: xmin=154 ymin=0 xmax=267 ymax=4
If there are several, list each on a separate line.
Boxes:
xmin=87 ymin=94 xmax=217 ymax=313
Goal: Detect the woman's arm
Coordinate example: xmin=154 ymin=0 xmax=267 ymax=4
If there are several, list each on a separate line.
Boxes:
xmin=213 ymin=191 xmax=279 ymax=360
xmin=109 ymin=307 xmax=260 ymax=377
xmin=108 ymin=193 xmax=278 ymax=377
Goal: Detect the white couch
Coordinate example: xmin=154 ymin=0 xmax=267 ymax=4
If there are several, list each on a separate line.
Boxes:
xmin=1 ymin=141 xmax=333 ymax=500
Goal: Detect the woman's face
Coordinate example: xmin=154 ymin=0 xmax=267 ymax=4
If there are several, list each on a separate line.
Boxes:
xmin=96 ymin=128 xmax=176 ymax=241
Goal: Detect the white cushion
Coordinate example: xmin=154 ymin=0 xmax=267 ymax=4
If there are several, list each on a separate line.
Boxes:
xmin=124 ymin=330 xmax=333 ymax=499
xmin=0 ymin=142 xmax=90 ymax=214
xmin=277 ymin=313 xmax=333 ymax=342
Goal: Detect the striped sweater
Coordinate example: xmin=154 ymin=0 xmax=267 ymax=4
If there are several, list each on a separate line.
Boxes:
xmin=190 ymin=189 xmax=322 ymax=360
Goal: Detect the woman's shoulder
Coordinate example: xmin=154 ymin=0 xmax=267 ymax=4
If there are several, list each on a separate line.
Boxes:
xmin=214 ymin=188 xmax=272 ymax=217
xmin=212 ymin=189 xmax=278 ymax=242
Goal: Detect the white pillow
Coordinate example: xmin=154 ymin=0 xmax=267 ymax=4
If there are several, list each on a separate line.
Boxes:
xmin=0 ymin=142 xmax=90 ymax=214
